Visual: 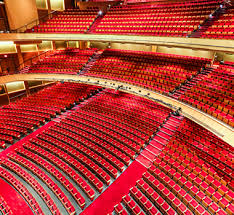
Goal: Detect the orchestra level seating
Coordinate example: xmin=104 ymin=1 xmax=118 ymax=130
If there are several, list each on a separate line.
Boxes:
xmin=113 ymin=117 xmax=233 ymax=215
xmin=0 ymin=86 xmax=174 ymax=214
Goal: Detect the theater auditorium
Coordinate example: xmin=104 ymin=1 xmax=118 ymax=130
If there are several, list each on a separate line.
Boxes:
xmin=0 ymin=0 xmax=233 ymax=214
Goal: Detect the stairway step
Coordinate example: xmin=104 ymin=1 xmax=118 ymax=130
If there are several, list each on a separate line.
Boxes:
xmin=166 ymin=120 xmax=179 ymax=128
xmin=153 ymin=136 xmax=168 ymax=145
xmin=150 ymin=140 xmax=164 ymax=150
xmin=157 ymin=131 xmax=171 ymax=140
xmin=160 ymin=127 xmax=174 ymax=136
xmin=171 ymin=116 xmax=183 ymax=122
xmin=145 ymin=145 xmax=161 ymax=156
xmin=163 ymin=123 xmax=176 ymax=131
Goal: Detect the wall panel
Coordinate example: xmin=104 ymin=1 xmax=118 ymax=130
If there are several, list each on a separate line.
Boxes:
xmin=50 ymin=0 xmax=64 ymax=10
xmin=5 ymin=0 xmax=38 ymax=30
xmin=6 ymin=81 xmax=25 ymax=93
xmin=38 ymin=41 xmax=53 ymax=51
xmin=157 ymin=46 xmax=214 ymax=59
xmin=111 ymin=43 xmax=152 ymax=52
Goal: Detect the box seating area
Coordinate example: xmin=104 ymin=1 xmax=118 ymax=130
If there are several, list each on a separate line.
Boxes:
xmin=0 ymin=87 xmax=172 ymax=214
xmin=92 ymin=0 xmax=221 ymax=36
xmin=22 ymin=48 xmax=97 ymax=75
xmin=113 ymin=117 xmax=233 ymax=215
xmin=0 ymin=82 xmax=100 ymax=147
xmin=179 ymin=63 xmax=234 ymax=127
xmin=28 ymin=9 xmax=99 ymax=34
xmin=83 ymin=49 xmax=210 ymax=95
xmin=201 ymin=7 xmax=234 ymax=39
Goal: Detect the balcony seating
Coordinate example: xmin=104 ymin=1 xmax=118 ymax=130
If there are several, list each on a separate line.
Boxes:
xmin=22 ymin=48 xmax=97 ymax=75
xmin=0 ymin=82 xmax=101 ymax=147
xmin=201 ymin=7 xmax=234 ymax=39
xmin=179 ymin=63 xmax=234 ymax=127
xmin=28 ymin=9 xmax=99 ymax=34
xmin=0 ymin=194 xmax=13 ymax=215
xmin=83 ymin=49 xmax=210 ymax=95
xmin=92 ymin=1 xmax=221 ymax=37
xmin=113 ymin=116 xmax=233 ymax=215
xmin=8 ymin=153 xmax=82 ymax=211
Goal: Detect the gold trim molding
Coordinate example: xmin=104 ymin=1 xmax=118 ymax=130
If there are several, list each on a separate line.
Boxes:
xmin=0 ymin=33 xmax=234 ymax=53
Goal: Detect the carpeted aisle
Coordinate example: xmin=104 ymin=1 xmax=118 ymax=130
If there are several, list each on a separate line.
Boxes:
xmin=81 ymin=160 xmax=147 ymax=215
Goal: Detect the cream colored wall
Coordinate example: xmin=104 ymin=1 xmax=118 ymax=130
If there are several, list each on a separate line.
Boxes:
xmin=38 ymin=41 xmax=53 ymax=51
xmin=216 ymin=52 xmax=234 ymax=62
xmin=111 ymin=43 xmax=152 ymax=52
xmin=68 ymin=41 xmax=79 ymax=48
xmin=157 ymin=46 xmax=214 ymax=59
xmin=5 ymin=0 xmax=39 ymax=30
xmin=55 ymin=41 xmax=67 ymax=49
xmin=50 ymin=0 xmax=64 ymax=10
xmin=6 ymin=81 xmax=25 ymax=93
xmin=0 ymin=41 xmax=16 ymax=54
xmin=90 ymin=42 xmax=109 ymax=49
xmin=36 ymin=0 xmax=48 ymax=9
xmin=20 ymin=44 xmax=38 ymax=53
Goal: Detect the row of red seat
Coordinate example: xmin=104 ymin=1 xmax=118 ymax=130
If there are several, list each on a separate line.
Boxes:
xmin=28 ymin=9 xmax=99 ymax=33
xmin=0 ymin=82 xmax=100 ymax=146
xmin=22 ymin=48 xmax=97 ymax=75
xmin=0 ymin=167 xmax=44 ymax=215
xmin=83 ymin=49 xmax=210 ymax=95
xmin=201 ymin=8 xmax=234 ymax=39
xmin=0 ymin=87 xmax=172 ymax=214
xmin=91 ymin=0 xmax=221 ymax=37
xmin=0 ymin=194 xmax=13 ymax=215
xmin=113 ymin=117 xmax=233 ymax=215
xmin=178 ymin=63 xmax=234 ymax=127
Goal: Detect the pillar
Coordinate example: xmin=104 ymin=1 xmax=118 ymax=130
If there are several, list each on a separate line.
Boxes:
xmin=24 ymin=81 xmax=30 ymax=96
xmin=16 ymin=45 xmax=24 ymax=70
xmin=3 ymin=84 xmax=9 ymax=105
xmin=47 ymin=0 xmax=52 ymax=14
xmin=52 ymin=41 xmax=56 ymax=50
xmin=79 ymin=41 xmax=87 ymax=50
xmin=152 ymin=45 xmax=158 ymax=52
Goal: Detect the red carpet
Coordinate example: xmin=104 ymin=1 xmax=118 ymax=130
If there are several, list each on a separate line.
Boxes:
xmin=81 ymin=160 xmax=147 ymax=215
xmin=0 ymin=178 xmax=34 ymax=215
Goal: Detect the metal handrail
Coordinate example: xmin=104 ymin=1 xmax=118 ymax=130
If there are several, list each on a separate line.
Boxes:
xmin=10 ymin=10 xmax=59 ymax=33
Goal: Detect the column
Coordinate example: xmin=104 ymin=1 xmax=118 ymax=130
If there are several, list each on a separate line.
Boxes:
xmin=16 ymin=45 xmax=24 ymax=70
